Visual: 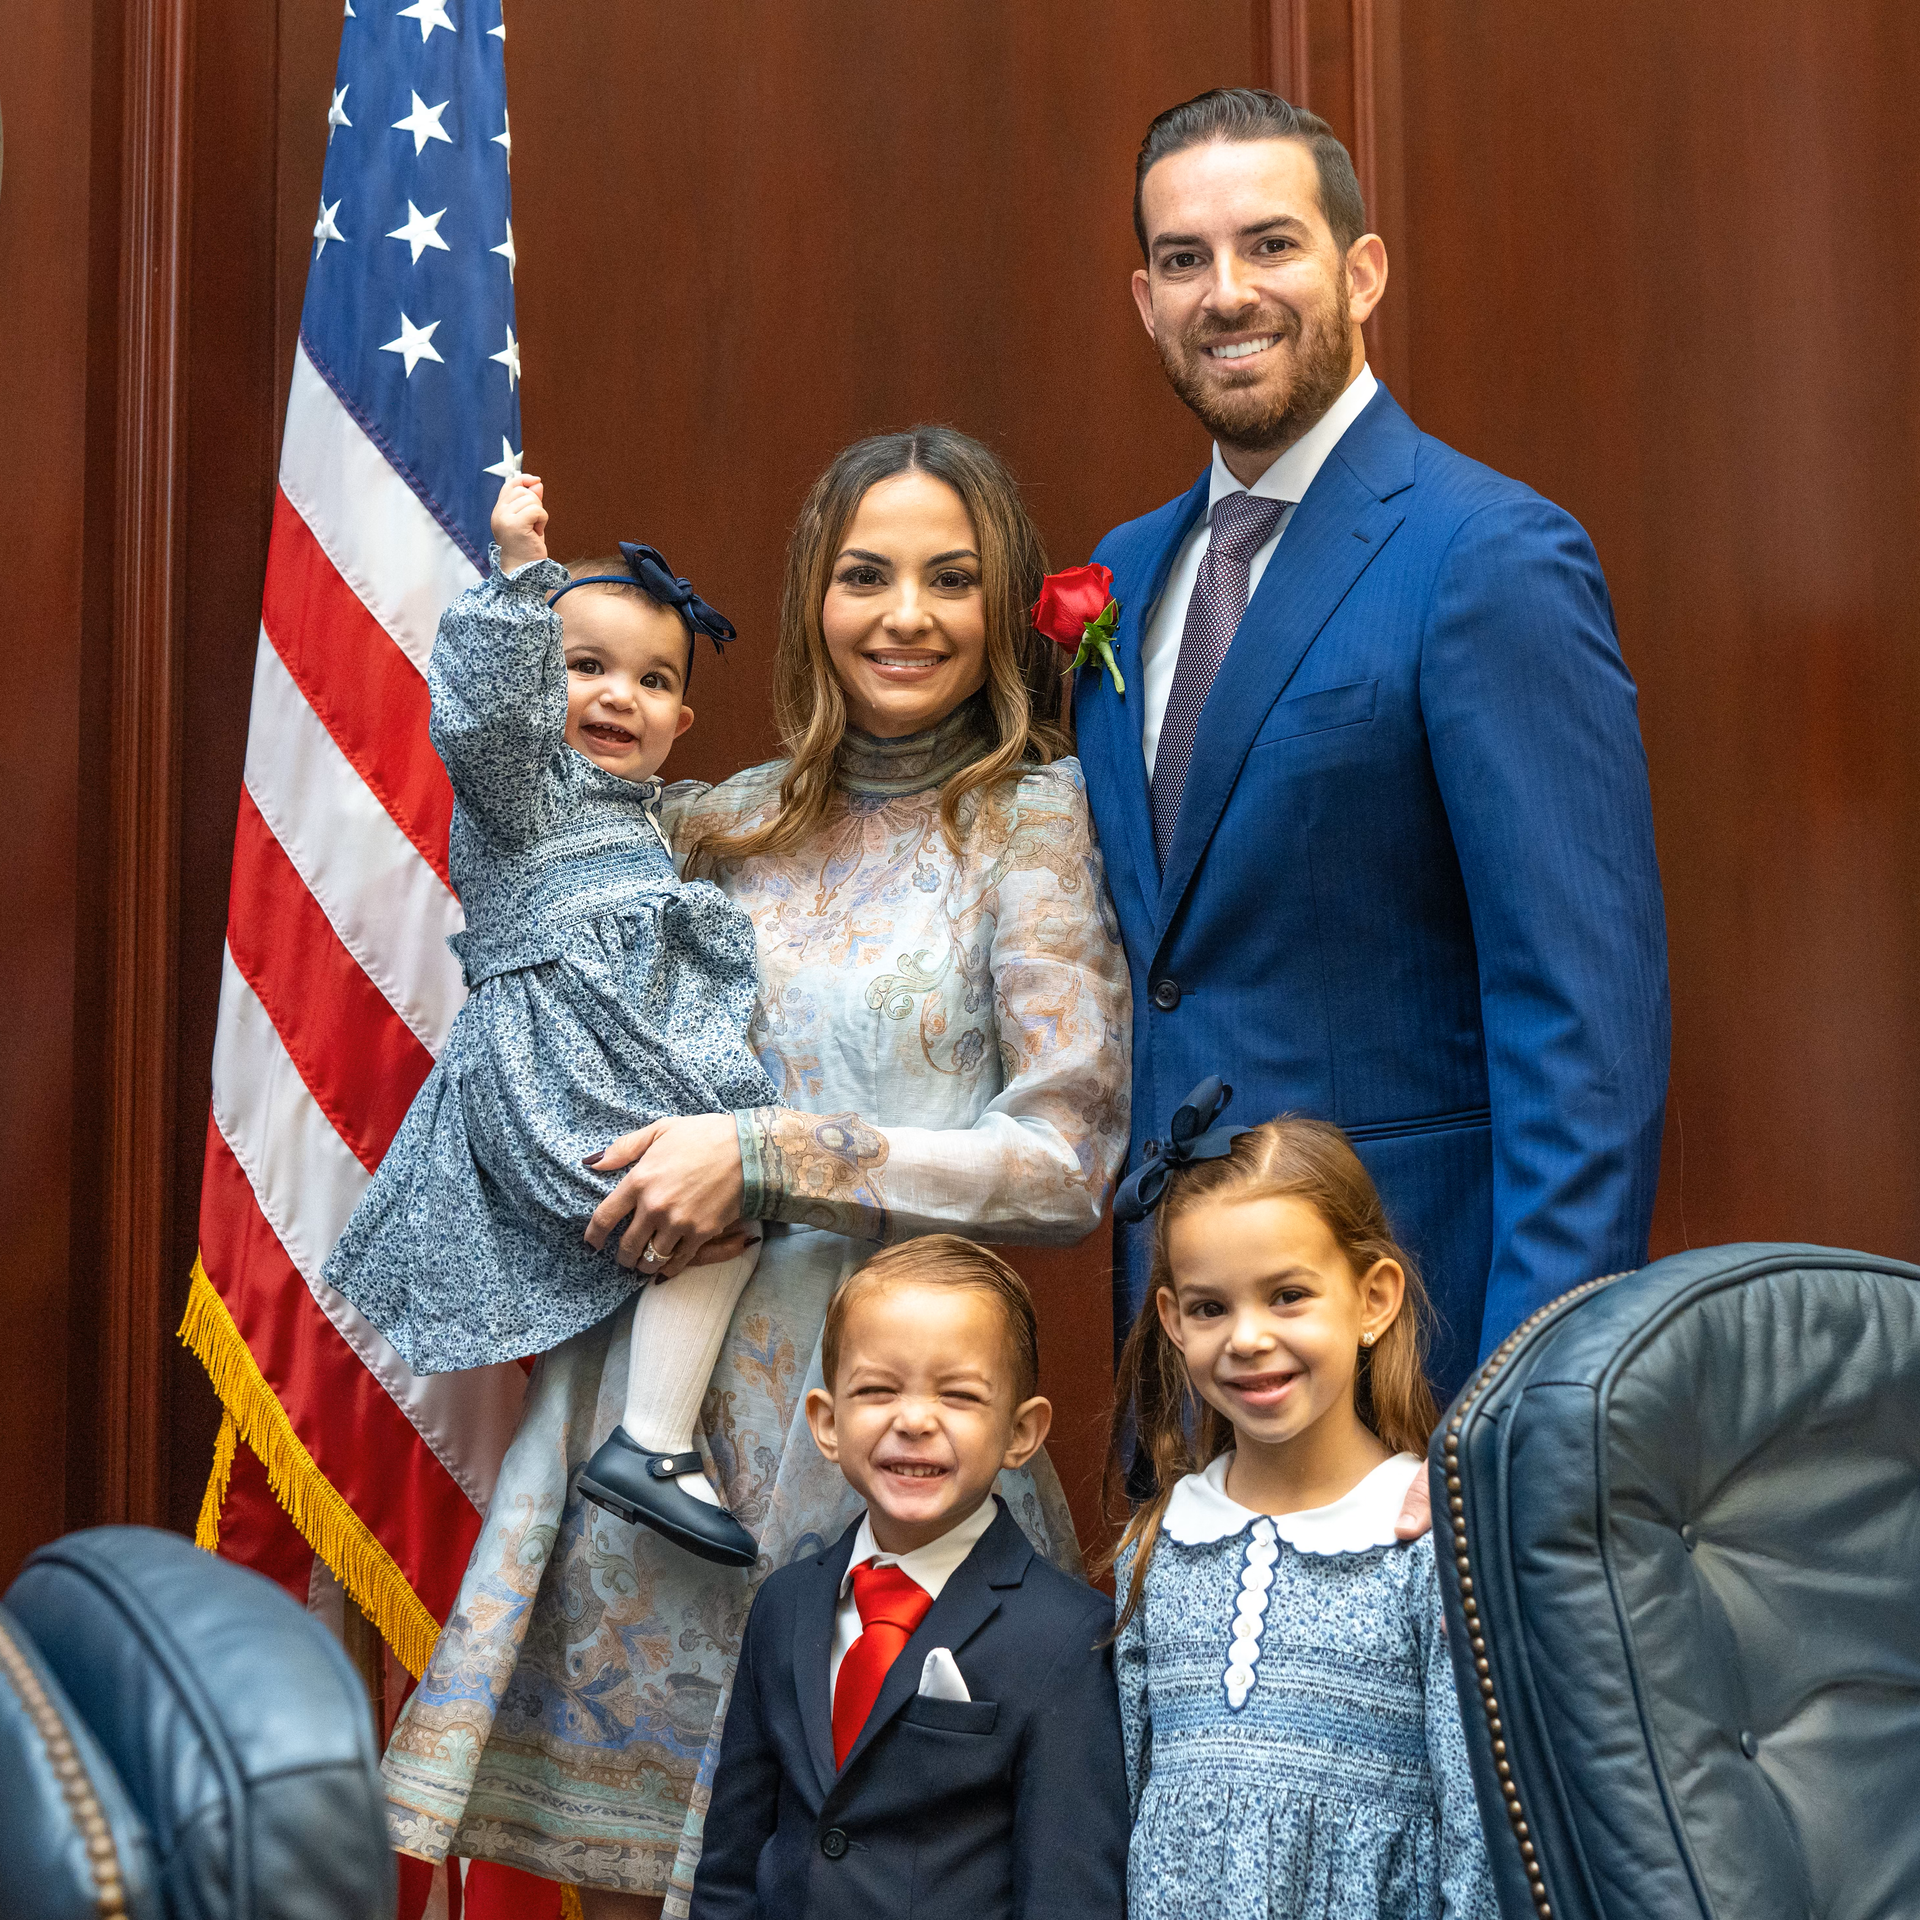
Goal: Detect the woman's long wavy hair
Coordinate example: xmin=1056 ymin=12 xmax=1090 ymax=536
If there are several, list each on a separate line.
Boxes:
xmin=687 ymin=427 xmax=1070 ymax=874
xmin=1100 ymin=1116 xmax=1440 ymax=1636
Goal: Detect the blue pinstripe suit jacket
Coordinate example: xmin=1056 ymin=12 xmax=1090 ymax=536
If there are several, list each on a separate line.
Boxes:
xmin=1077 ymin=384 xmax=1670 ymax=1396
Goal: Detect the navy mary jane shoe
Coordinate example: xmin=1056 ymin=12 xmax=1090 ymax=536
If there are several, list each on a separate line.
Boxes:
xmin=577 ymin=1426 xmax=759 ymax=1569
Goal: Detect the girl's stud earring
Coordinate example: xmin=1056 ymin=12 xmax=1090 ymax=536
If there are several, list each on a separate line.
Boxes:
xmin=1361 ymin=1330 xmax=1376 ymax=1347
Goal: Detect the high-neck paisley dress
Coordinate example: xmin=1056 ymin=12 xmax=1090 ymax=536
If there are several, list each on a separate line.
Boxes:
xmin=381 ymin=701 xmax=1131 ymax=1908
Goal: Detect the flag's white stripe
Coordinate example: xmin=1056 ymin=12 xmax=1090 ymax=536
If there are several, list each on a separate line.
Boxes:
xmin=279 ymin=339 xmax=481 ymax=677
xmin=243 ymin=630 xmax=467 ymax=1056
xmin=211 ymin=948 xmax=524 ymax=1512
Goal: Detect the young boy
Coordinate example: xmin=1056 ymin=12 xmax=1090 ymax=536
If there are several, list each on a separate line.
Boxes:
xmin=689 ymin=1236 xmax=1129 ymax=1919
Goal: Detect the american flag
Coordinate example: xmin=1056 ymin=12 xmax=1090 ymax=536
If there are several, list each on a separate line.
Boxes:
xmin=185 ymin=0 xmax=533 ymax=1840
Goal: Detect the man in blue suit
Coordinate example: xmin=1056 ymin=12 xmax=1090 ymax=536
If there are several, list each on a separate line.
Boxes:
xmin=1079 ymin=90 xmax=1669 ymax=1399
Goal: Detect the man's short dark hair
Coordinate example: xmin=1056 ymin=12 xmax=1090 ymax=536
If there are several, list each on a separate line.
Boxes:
xmin=1133 ymin=88 xmax=1367 ymax=261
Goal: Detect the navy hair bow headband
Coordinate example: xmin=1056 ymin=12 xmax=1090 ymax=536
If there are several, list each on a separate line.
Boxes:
xmin=1112 ymin=1076 xmax=1254 ymax=1224
xmin=548 ymin=541 xmax=737 ymax=685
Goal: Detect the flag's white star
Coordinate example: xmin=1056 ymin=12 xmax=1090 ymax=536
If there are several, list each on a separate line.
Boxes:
xmin=489 ymin=326 xmax=521 ymax=388
xmin=380 ymin=312 xmax=445 ymax=376
xmin=344 ymin=0 xmax=355 ymax=14
xmin=492 ymin=107 xmax=511 ymax=162
xmin=483 ymin=436 xmax=524 ymax=479
xmin=488 ymin=14 xmax=505 ymax=38
xmin=398 ymin=0 xmax=456 ymax=41
xmin=312 ymin=196 xmax=347 ymax=258
xmin=392 ymin=91 xmax=453 ymax=155
xmin=387 ymin=200 xmax=452 ymax=264
xmin=491 ymin=218 xmax=516 ymax=280
xmin=327 ymin=85 xmax=352 ymax=141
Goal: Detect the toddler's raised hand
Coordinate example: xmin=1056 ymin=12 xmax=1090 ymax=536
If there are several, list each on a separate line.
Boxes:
xmin=491 ymin=473 xmax=549 ymax=572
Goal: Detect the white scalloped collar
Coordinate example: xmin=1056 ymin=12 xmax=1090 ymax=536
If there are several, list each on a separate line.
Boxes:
xmin=1161 ymin=1451 xmax=1424 ymax=1553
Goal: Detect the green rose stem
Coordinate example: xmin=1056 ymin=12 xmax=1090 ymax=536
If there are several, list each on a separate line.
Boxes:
xmin=1068 ymin=602 xmax=1125 ymax=694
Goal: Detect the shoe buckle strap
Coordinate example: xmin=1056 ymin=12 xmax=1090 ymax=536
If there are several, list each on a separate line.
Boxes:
xmin=648 ymin=1450 xmax=705 ymax=1479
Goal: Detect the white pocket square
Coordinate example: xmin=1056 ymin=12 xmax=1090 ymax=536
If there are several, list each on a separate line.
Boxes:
xmin=917 ymin=1647 xmax=971 ymax=1702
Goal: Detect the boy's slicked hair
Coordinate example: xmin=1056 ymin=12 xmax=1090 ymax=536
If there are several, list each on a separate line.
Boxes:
xmin=822 ymin=1235 xmax=1041 ymax=1404
xmin=1133 ymin=87 xmax=1367 ymax=260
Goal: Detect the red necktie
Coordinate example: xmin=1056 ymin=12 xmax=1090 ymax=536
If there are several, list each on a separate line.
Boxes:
xmin=832 ymin=1561 xmax=933 ymax=1768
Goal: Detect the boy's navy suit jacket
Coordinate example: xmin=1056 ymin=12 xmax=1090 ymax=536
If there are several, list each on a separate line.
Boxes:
xmin=1078 ymin=383 xmax=1670 ymax=1394
xmin=688 ymin=1498 xmax=1127 ymax=1920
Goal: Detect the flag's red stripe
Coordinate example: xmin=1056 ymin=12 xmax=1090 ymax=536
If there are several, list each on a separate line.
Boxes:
xmin=215 ymin=1436 xmax=321 ymax=1604
xmin=225 ymin=788 xmax=434 ymax=1173
xmin=262 ymin=487 xmax=454 ymax=886
xmin=199 ymin=1117 xmax=478 ymax=1624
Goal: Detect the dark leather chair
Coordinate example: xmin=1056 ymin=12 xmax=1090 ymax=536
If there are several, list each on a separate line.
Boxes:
xmin=1433 ymin=1244 xmax=1920 ymax=1920
xmin=0 ymin=1525 xmax=396 ymax=1920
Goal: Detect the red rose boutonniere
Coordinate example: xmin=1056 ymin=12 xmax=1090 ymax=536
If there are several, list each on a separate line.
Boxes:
xmin=1032 ymin=563 xmax=1125 ymax=696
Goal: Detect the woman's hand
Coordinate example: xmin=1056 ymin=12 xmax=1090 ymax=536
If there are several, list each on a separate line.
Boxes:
xmin=584 ymin=1113 xmax=746 ymax=1276
xmin=491 ymin=473 xmax=548 ymax=571
xmin=1394 ymin=1470 xmax=1432 ymax=1541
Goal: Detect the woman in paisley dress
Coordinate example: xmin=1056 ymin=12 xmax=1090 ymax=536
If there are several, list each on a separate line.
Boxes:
xmin=381 ymin=427 xmax=1131 ymax=1917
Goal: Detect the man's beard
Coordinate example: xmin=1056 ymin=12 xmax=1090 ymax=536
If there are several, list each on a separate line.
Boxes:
xmin=1158 ymin=279 xmax=1354 ymax=455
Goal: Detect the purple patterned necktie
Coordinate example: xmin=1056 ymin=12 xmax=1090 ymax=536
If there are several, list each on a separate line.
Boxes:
xmin=1149 ymin=491 xmax=1290 ymax=866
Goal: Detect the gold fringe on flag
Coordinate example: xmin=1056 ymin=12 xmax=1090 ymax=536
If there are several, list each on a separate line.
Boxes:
xmin=179 ymin=1257 xmax=441 ymax=1677
xmin=560 ymin=1887 xmax=585 ymax=1920
xmin=195 ymin=1407 xmax=239 ymax=1550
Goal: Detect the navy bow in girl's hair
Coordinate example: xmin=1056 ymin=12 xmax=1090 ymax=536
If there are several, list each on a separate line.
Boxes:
xmin=1112 ymin=1076 xmax=1255 ymax=1222
xmin=549 ymin=542 xmax=738 ymax=685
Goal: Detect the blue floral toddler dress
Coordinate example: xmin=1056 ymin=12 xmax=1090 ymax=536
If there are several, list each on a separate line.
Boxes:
xmin=322 ymin=553 xmax=777 ymax=1375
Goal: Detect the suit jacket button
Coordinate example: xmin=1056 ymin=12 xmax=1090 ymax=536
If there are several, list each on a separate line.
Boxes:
xmin=821 ymin=1827 xmax=849 ymax=1860
xmin=1151 ymin=978 xmax=1181 ymax=1011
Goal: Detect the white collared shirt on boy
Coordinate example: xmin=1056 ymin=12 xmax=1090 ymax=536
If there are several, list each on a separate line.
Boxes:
xmin=1138 ymin=362 xmax=1380 ymax=779
xmin=829 ymin=1495 xmax=998 ymax=1694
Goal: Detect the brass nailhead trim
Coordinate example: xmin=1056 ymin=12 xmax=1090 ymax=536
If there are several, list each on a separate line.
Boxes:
xmin=1443 ymin=1270 xmax=1628 ymax=1920
xmin=0 ymin=1618 xmax=130 ymax=1917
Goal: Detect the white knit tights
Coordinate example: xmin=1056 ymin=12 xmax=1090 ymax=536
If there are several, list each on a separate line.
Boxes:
xmin=621 ymin=1233 xmax=762 ymax=1508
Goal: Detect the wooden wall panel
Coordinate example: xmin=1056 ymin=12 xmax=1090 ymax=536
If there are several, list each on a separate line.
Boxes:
xmin=101 ymin=0 xmax=195 ymax=1533
xmin=163 ymin=0 xmax=291 ymax=1537
xmin=1398 ymin=1 xmax=1920 ymax=1263
xmin=0 ymin=0 xmax=97 ymax=1577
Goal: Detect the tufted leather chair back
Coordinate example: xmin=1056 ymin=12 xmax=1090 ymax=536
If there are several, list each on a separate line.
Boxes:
xmin=1 ymin=1526 xmax=396 ymax=1920
xmin=1433 ymin=1244 xmax=1920 ymax=1920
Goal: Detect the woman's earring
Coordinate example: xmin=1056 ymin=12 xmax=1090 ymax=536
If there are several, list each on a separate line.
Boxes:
xmin=1360 ymin=1330 xmax=1376 ymax=1348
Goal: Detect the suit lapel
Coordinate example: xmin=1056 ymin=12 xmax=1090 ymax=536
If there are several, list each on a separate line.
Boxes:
xmin=1153 ymin=393 xmax=1417 ymax=949
xmin=835 ymin=1501 xmax=1031 ymax=1779
xmin=1085 ymin=472 xmax=1209 ymax=927
xmin=795 ymin=1522 xmax=861 ymax=1796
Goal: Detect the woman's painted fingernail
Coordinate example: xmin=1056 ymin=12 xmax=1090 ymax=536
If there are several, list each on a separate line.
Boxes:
xmin=581 ymin=1152 xmax=603 ymax=1167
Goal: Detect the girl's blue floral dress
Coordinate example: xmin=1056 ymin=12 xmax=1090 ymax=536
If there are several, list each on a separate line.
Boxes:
xmin=323 ymin=553 xmax=778 ymax=1375
xmin=1118 ymin=1452 xmax=1499 ymax=1920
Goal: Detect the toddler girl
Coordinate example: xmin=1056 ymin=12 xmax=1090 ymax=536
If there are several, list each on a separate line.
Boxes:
xmin=1105 ymin=1077 xmax=1497 ymax=1920
xmin=324 ymin=473 xmax=777 ymax=1568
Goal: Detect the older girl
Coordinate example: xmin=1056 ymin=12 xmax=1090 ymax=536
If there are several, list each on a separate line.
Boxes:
xmin=381 ymin=428 xmax=1130 ymax=1918
xmin=1107 ymin=1083 xmax=1496 ymax=1920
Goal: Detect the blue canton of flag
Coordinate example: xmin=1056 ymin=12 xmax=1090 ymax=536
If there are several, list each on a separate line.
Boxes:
xmin=306 ymin=0 xmax=520 ymax=568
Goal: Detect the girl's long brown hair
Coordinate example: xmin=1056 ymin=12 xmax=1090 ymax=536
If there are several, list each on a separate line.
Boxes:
xmin=687 ymin=427 xmax=1070 ymax=874
xmin=1100 ymin=1116 xmax=1440 ymax=1636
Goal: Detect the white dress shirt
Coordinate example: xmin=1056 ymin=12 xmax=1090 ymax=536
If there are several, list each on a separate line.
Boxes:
xmin=829 ymin=1496 xmax=998 ymax=1696
xmin=1139 ymin=364 xmax=1379 ymax=779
